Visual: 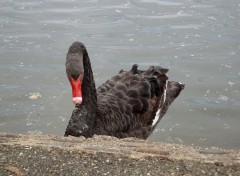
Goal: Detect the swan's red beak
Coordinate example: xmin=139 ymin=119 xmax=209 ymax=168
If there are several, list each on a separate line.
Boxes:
xmin=68 ymin=76 xmax=82 ymax=105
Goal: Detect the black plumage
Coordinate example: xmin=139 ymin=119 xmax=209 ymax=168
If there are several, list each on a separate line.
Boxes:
xmin=65 ymin=42 xmax=184 ymax=139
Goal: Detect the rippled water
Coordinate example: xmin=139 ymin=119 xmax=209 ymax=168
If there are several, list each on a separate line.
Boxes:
xmin=0 ymin=0 xmax=239 ymax=149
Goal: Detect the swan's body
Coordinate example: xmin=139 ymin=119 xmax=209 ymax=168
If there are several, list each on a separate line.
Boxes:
xmin=65 ymin=42 xmax=184 ymax=139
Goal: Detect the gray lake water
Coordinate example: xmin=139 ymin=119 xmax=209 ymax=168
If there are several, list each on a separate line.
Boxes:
xmin=0 ymin=0 xmax=239 ymax=149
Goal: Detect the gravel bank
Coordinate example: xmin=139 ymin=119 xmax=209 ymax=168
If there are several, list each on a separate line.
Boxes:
xmin=0 ymin=133 xmax=239 ymax=176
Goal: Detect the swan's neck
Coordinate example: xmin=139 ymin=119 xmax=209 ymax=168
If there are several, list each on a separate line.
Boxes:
xmin=81 ymin=52 xmax=97 ymax=111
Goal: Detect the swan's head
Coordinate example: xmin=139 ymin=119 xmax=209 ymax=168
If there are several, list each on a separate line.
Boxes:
xmin=66 ymin=42 xmax=86 ymax=105
xmin=64 ymin=106 xmax=94 ymax=138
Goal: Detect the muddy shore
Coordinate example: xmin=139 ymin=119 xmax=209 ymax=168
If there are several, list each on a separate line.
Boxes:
xmin=0 ymin=133 xmax=239 ymax=176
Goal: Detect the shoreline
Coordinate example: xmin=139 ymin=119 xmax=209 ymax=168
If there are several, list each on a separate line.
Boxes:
xmin=0 ymin=133 xmax=239 ymax=175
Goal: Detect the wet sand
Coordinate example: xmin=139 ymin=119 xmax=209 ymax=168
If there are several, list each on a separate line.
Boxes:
xmin=0 ymin=133 xmax=239 ymax=176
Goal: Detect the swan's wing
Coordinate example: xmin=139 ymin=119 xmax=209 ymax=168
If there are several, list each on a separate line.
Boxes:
xmin=96 ymin=65 xmax=184 ymax=138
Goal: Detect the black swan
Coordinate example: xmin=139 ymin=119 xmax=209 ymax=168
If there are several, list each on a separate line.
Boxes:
xmin=65 ymin=42 xmax=184 ymax=139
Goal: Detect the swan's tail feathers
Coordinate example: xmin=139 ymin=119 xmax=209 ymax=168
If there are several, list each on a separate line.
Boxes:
xmin=152 ymin=81 xmax=184 ymax=128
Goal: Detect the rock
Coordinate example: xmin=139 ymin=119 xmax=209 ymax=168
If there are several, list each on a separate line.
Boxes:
xmin=0 ymin=133 xmax=240 ymax=176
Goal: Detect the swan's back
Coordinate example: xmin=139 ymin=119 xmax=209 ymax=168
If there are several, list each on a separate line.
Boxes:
xmin=95 ymin=64 xmax=184 ymax=139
